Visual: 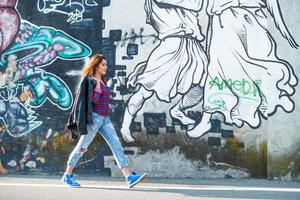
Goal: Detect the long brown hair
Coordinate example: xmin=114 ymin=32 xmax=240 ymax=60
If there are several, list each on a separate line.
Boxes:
xmin=81 ymin=54 xmax=106 ymax=78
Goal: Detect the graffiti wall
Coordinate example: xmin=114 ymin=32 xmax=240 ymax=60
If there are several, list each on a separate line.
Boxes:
xmin=0 ymin=0 xmax=299 ymax=180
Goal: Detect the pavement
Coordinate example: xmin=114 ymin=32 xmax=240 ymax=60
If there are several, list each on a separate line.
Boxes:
xmin=0 ymin=175 xmax=300 ymax=200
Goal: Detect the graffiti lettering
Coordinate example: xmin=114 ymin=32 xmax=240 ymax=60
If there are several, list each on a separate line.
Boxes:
xmin=67 ymin=9 xmax=83 ymax=23
xmin=116 ymin=28 xmax=159 ymax=48
xmin=208 ymin=77 xmax=262 ymax=97
xmin=37 ymin=0 xmax=98 ymax=24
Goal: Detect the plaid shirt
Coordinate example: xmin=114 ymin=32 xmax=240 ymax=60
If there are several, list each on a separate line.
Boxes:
xmin=92 ymin=82 xmax=111 ymax=116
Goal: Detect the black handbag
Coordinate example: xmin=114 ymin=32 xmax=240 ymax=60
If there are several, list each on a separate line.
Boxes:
xmin=67 ymin=121 xmax=79 ymax=140
xmin=67 ymin=90 xmax=80 ymax=140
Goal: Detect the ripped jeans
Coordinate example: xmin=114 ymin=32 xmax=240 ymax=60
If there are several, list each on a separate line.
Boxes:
xmin=67 ymin=112 xmax=128 ymax=169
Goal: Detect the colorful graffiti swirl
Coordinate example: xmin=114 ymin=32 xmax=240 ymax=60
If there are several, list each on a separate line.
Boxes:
xmin=0 ymin=0 xmax=91 ymax=137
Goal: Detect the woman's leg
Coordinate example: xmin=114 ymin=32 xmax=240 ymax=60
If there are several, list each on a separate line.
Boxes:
xmin=99 ymin=117 xmax=147 ymax=187
xmin=62 ymin=114 xmax=102 ymax=186
xmin=100 ymin=117 xmax=129 ymax=171
xmin=66 ymin=124 xmax=98 ymax=170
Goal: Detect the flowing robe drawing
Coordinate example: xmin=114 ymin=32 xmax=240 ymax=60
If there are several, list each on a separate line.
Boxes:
xmin=202 ymin=0 xmax=298 ymax=128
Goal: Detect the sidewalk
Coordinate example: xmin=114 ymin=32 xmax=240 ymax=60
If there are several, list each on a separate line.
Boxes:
xmin=1 ymin=174 xmax=300 ymax=187
xmin=1 ymin=175 xmax=300 ymax=200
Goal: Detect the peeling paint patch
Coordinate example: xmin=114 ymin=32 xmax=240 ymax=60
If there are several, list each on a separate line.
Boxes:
xmin=105 ymin=146 xmax=249 ymax=178
xmin=268 ymin=149 xmax=300 ymax=181
xmin=123 ymin=133 xmax=267 ymax=178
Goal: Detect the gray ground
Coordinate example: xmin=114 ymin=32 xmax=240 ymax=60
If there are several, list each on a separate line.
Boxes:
xmin=0 ymin=175 xmax=300 ymax=200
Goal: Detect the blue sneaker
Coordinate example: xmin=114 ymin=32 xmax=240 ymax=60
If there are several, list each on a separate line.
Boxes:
xmin=126 ymin=173 xmax=147 ymax=188
xmin=61 ymin=173 xmax=81 ymax=187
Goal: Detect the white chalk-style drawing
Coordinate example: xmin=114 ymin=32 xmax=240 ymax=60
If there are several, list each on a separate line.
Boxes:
xmin=188 ymin=0 xmax=298 ymax=137
xmin=121 ymin=0 xmax=209 ymax=141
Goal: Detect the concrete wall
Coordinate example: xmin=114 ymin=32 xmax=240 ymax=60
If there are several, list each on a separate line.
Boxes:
xmin=266 ymin=0 xmax=300 ymax=181
xmin=0 ymin=0 xmax=299 ymax=180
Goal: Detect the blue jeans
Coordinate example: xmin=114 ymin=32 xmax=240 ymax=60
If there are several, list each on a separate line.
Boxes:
xmin=67 ymin=112 xmax=128 ymax=169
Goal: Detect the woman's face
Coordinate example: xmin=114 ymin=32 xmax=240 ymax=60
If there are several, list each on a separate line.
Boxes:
xmin=97 ymin=59 xmax=107 ymax=76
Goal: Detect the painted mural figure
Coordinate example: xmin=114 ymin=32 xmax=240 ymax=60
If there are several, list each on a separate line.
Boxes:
xmin=188 ymin=0 xmax=298 ymax=137
xmin=63 ymin=54 xmax=147 ymax=188
xmin=121 ymin=0 xmax=209 ymax=142
xmin=0 ymin=0 xmax=91 ymax=137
